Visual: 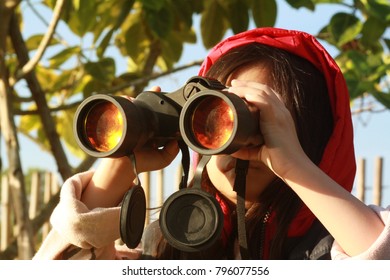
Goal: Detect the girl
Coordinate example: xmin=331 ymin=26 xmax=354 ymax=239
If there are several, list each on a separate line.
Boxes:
xmin=34 ymin=28 xmax=390 ymax=260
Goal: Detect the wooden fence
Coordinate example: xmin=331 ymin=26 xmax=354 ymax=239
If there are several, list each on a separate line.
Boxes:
xmin=0 ymin=156 xmax=387 ymax=258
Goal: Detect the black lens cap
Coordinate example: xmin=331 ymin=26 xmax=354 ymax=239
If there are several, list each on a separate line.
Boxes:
xmin=159 ymin=188 xmax=223 ymax=252
xmin=120 ymin=185 xmax=146 ymax=248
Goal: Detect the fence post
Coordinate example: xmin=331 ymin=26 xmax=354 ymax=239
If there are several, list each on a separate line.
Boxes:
xmin=29 ymin=172 xmax=41 ymax=219
xmin=373 ymin=157 xmax=383 ymax=206
xmin=42 ymin=172 xmax=53 ymax=239
xmin=356 ymin=158 xmax=366 ymax=202
xmin=1 ymin=175 xmax=11 ymax=251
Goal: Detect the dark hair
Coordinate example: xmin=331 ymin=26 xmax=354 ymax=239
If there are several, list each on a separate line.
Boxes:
xmin=157 ymin=43 xmax=333 ymax=259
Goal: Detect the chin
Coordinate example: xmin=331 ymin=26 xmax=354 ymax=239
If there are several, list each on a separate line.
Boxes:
xmin=206 ymin=156 xmax=276 ymax=204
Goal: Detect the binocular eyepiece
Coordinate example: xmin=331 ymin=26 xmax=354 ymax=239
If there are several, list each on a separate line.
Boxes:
xmin=73 ymin=76 xmax=262 ymax=158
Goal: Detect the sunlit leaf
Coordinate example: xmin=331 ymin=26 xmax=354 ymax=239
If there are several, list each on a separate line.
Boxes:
xmin=96 ymin=0 xmax=135 ymax=57
xmin=25 ymin=34 xmax=59 ymax=50
xmin=328 ymin=13 xmax=362 ymax=47
xmin=84 ymin=57 xmax=116 ymax=83
xmin=48 ymin=46 xmax=81 ymax=68
xmin=19 ymin=109 xmax=40 ymax=133
xmin=35 ymin=66 xmax=59 ymax=92
xmin=67 ymin=1 xmax=98 ymax=36
xmin=56 ymin=110 xmax=86 ymax=158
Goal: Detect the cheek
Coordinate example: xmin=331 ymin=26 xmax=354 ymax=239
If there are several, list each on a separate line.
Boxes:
xmin=206 ymin=157 xmax=237 ymax=200
xmin=244 ymin=167 xmax=277 ymax=202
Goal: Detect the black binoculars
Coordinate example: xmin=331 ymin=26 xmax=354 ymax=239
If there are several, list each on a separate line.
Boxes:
xmin=73 ymin=76 xmax=262 ymax=158
xmin=73 ymin=76 xmax=262 ymax=253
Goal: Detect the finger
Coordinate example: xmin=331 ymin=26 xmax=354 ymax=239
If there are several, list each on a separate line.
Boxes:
xmin=230 ymin=79 xmax=283 ymax=103
xmin=149 ymin=86 xmax=161 ymax=92
xmin=135 ymin=140 xmax=179 ymax=172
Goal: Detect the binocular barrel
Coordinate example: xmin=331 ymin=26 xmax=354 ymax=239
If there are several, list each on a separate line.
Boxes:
xmin=73 ymin=76 xmax=262 ymax=157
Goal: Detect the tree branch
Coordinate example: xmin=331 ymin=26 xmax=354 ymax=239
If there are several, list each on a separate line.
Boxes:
xmin=97 ymin=60 xmax=203 ymax=95
xmin=9 ymin=13 xmax=73 ymax=181
xmin=11 ymin=0 xmax=66 ymax=84
xmin=0 ymin=1 xmax=35 ymax=260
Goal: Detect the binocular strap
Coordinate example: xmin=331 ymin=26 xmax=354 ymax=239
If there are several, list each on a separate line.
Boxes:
xmin=178 ymin=140 xmax=190 ymax=190
xmin=234 ymin=159 xmax=250 ymax=259
xmin=119 ymin=154 xmax=146 ymax=249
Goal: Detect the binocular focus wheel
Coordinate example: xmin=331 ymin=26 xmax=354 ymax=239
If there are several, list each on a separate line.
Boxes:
xmin=159 ymin=188 xmax=223 ymax=252
xmin=120 ymin=185 xmax=146 ymax=249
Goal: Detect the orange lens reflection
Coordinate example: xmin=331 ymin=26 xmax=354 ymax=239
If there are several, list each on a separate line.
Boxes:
xmin=85 ymin=102 xmax=124 ymax=152
xmin=191 ymin=96 xmax=234 ymax=149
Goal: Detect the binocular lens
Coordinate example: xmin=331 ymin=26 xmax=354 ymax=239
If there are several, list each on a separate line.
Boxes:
xmin=84 ymin=101 xmax=124 ymax=152
xmin=191 ymin=96 xmax=234 ymax=150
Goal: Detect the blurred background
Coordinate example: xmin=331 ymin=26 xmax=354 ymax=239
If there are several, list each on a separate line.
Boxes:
xmin=0 ymin=0 xmax=389 ymax=259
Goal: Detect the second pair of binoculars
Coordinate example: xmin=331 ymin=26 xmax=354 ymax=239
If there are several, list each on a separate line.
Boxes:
xmin=73 ymin=76 xmax=264 ymax=158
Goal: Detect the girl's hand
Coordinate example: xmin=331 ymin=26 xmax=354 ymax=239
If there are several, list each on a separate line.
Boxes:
xmin=81 ymin=86 xmax=179 ymax=209
xmin=228 ymin=79 xmax=309 ymax=179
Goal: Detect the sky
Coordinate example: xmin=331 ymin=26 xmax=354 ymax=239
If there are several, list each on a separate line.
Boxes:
xmin=1 ymin=0 xmax=389 ymax=206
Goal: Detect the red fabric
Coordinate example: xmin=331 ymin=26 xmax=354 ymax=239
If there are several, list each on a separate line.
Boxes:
xmin=198 ymin=27 xmax=356 ymax=258
xmin=215 ymin=193 xmax=233 ymax=247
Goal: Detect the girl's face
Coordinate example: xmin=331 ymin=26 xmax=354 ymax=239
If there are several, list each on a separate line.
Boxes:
xmin=206 ymin=63 xmax=277 ymax=205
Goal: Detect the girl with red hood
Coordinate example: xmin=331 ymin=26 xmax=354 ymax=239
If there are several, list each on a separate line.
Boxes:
xmin=34 ymin=28 xmax=389 ymax=260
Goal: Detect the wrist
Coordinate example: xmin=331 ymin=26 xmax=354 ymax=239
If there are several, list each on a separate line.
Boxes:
xmin=82 ymin=157 xmax=136 ymax=209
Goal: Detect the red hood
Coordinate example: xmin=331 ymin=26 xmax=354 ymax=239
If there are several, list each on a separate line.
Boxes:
xmin=198 ymin=27 xmax=356 ymax=192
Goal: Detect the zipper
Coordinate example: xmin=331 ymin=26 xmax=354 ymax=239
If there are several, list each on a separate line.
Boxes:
xmin=258 ymin=210 xmax=271 ymax=259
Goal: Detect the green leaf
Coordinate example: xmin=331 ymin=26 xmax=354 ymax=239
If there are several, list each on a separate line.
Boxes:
xmin=372 ymin=91 xmax=390 ymax=109
xmin=328 ymin=13 xmax=363 ymax=47
xmin=35 ymin=66 xmax=59 ymax=92
xmin=56 ymin=110 xmax=87 ymax=159
xmin=97 ymin=29 xmax=115 ymax=59
xmin=201 ymin=0 xmax=228 ymax=49
xmin=170 ymin=0 xmax=196 ymax=28
xmin=19 ymin=110 xmax=40 ymax=132
xmin=384 ymin=39 xmax=390 ymax=50
xmin=84 ymin=57 xmax=116 ymax=83
xmin=285 ymin=0 xmax=315 ymax=10
xmin=160 ymin=33 xmax=184 ymax=70
xmin=218 ymin=0 xmax=249 ymax=34
xmin=72 ymin=74 xmax=93 ymax=97
xmin=140 ymin=0 xmax=166 ymax=11
xmin=251 ymin=0 xmax=277 ymax=27
xmin=96 ymin=0 xmax=135 ymax=58
xmin=361 ymin=16 xmax=386 ymax=50
xmin=48 ymin=46 xmax=81 ymax=68
xmin=145 ymin=5 xmax=174 ymax=39
xmin=25 ymin=34 xmax=59 ymax=50
xmin=120 ymin=13 xmax=150 ymax=65
xmin=49 ymin=69 xmax=73 ymax=95
xmin=339 ymin=50 xmax=388 ymax=100
xmin=366 ymin=0 xmax=390 ymax=23
xmin=68 ymin=1 xmax=98 ymax=36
